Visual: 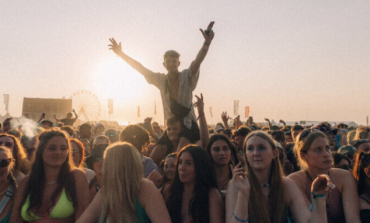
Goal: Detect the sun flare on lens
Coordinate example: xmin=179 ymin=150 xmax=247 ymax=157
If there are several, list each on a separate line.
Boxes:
xmin=93 ymin=58 xmax=149 ymax=107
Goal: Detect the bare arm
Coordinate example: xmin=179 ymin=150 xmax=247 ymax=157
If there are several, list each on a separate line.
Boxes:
xmin=194 ymin=94 xmax=209 ymax=148
xmin=279 ymin=119 xmax=286 ymax=126
xmin=145 ymin=117 xmax=159 ymax=141
xmin=341 ymin=171 xmax=361 ymax=222
xmin=150 ymin=144 xmax=166 ymax=167
xmin=38 ymin=113 xmax=45 ymax=123
xmin=140 ymin=179 xmax=172 ymax=223
xmin=190 ymin=21 xmax=215 ymax=76
xmin=73 ymin=169 xmax=90 ymax=220
xmin=209 ymin=188 xmax=225 ymax=223
xmin=76 ymin=190 xmax=102 ymax=223
xmin=53 ymin=115 xmax=60 ymax=122
xmin=109 ymin=38 xmax=154 ymax=78
xmin=264 ymin=118 xmax=271 ymax=127
xmin=9 ymin=176 xmax=29 ymax=223
xmin=73 ymin=109 xmax=78 ymax=120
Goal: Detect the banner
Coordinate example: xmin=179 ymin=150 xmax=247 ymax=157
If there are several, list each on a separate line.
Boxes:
xmin=4 ymin=94 xmax=9 ymax=112
xmin=209 ymin=107 xmax=213 ymax=118
xmin=137 ymin=106 xmax=140 ymax=117
xmin=108 ymin=99 xmax=113 ymax=115
xmin=154 ymin=101 xmax=157 ymax=115
xmin=245 ymin=106 xmax=250 ymax=118
xmin=234 ymin=100 xmax=239 ymax=116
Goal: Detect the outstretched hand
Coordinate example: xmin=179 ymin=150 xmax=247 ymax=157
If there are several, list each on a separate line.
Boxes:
xmin=311 ymin=174 xmax=336 ymax=195
xmin=264 ymin=118 xmax=270 ymax=122
xmin=108 ymin=38 xmax=123 ymax=55
xmin=200 ymin=21 xmax=215 ymax=44
xmin=194 ymin=93 xmax=205 ymax=114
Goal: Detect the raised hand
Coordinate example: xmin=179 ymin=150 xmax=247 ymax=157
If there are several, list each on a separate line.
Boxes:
xmin=147 ymin=169 xmax=163 ymax=187
xmin=194 ymin=93 xmax=205 ymax=114
xmin=200 ymin=21 xmax=215 ymax=44
xmin=144 ymin=117 xmax=152 ymax=123
xmin=311 ymin=174 xmax=335 ymax=195
xmin=221 ymin=111 xmax=230 ymax=123
xmin=264 ymin=118 xmax=270 ymax=122
xmin=108 ymin=38 xmax=123 ymax=55
xmin=231 ymin=163 xmax=250 ymax=196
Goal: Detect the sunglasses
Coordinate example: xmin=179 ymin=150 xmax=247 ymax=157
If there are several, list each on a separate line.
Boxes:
xmin=298 ymin=129 xmax=320 ymax=141
xmin=341 ymin=129 xmax=348 ymax=133
xmin=354 ymin=139 xmax=369 ymax=148
xmin=0 ymin=142 xmax=14 ymax=148
xmin=0 ymin=158 xmax=12 ymax=167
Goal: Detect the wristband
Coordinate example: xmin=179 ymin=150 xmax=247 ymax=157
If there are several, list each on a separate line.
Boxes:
xmin=232 ymin=212 xmax=249 ymax=222
xmin=309 ymin=191 xmax=326 ymax=211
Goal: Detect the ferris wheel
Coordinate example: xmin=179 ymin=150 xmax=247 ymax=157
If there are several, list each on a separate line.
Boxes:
xmin=69 ymin=90 xmax=101 ymax=122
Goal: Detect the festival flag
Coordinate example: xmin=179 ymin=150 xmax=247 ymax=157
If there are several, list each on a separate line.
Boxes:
xmin=137 ymin=106 xmax=140 ymax=117
xmin=245 ymin=106 xmax=250 ymax=118
xmin=3 ymin=94 xmax=9 ymax=112
xmin=154 ymin=101 xmax=157 ymax=115
xmin=108 ymin=99 xmax=113 ymax=115
xmin=234 ymin=100 xmax=239 ymax=116
xmin=209 ymin=107 xmax=213 ymax=118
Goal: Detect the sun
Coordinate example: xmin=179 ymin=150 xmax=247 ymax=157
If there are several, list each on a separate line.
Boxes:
xmin=93 ymin=58 xmax=150 ymax=106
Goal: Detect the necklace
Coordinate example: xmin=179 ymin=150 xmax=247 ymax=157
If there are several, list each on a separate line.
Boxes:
xmin=217 ymin=177 xmax=230 ymax=190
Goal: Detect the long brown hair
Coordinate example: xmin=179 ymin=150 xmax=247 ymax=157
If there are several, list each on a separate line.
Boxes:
xmin=0 ymin=133 xmax=30 ymax=174
xmin=20 ymin=129 xmax=77 ymax=217
xmin=70 ymin=138 xmax=85 ymax=168
xmin=243 ymin=131 xmax=286 ymax=223
xmin=352 ymin=152 xmax=370 ymax=196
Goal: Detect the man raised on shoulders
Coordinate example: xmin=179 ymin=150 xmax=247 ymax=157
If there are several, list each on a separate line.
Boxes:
xmin=108 ymin=21 xmax=215 ymax=151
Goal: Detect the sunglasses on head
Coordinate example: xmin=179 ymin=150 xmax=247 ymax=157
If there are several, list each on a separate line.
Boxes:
xmin=0 ymin=142 xmax=14 ymax=148
xmin=0 ymin=158 xmax=12 ymax=167
xmin=92 ymin=157 xmax=103 ymax=163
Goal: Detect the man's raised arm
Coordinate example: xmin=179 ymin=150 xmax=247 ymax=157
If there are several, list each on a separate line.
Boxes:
xmin=190 ymin=21 xmax=215 ymax=76
xmin=108 ymin=38 xmax=154 ymax=77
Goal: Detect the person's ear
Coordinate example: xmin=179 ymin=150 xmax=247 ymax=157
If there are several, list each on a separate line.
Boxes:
xmin=272 ymin=149 xmax=277 ymax=159
xmin=300 ymin=152 xmax=307 ymax=162
xmin=365 ymin=166 xmax=370 ymax=178
xmin=178 ymin=61 xmax=181 ymax=67
xmin=163 ymin=62 xmax=166 ymax=68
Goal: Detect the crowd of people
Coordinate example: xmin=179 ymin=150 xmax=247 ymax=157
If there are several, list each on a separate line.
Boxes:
xmin=0 ymin=21 xmax=369 ymax=223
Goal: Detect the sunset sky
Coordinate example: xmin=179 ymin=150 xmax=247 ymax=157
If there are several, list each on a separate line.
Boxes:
xmin=1 ymin=1 xmax=370 ymax=125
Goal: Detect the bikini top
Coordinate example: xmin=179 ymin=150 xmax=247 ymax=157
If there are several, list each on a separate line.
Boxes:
xmin=21 ymin=188 xmax=74 ymax=221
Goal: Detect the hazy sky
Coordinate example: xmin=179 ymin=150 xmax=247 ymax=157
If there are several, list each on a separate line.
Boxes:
xmin=1 ymin=1 xmax=370 ymax=125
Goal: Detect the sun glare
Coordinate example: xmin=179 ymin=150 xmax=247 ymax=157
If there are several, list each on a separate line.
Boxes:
xmin=93 ymin=58 xmax=150 ymax=111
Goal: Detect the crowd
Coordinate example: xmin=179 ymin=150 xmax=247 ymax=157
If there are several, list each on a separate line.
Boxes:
xmin=0 ymin=21 xmax=369 ymax=223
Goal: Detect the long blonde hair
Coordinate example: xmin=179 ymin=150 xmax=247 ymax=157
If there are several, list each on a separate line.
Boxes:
xmin=243 ymin=131 xmax=285 ymax=223
xmin=99 ymin=142 xmax=143 ymax=223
